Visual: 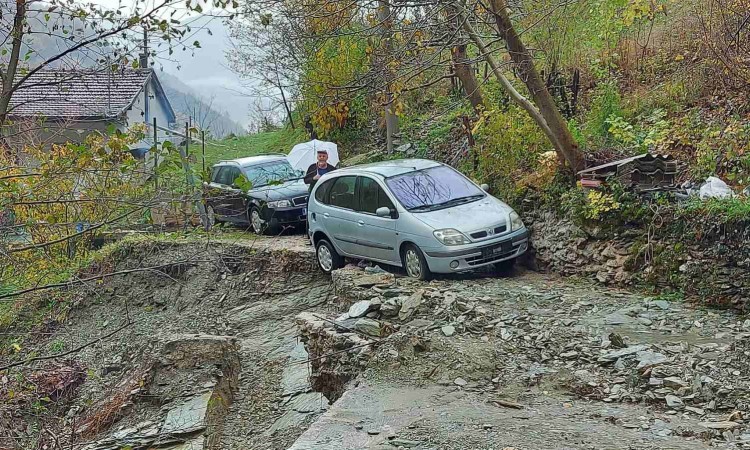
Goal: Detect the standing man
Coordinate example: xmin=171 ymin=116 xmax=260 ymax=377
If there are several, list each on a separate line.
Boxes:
xmin=304 ymin=149 xmax=336 ymax=193
xmin=304 ymin=149 xmax=336 ymax=244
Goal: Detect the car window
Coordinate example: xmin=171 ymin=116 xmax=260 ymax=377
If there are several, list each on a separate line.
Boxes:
xmin=328 ymin=176 xmax=357 ymax=210
xmin=216 ymin=167 xmax=236 ymax=186
xmin=359 ymin=177 xmax=395 ymax=214
xmin=315 ymin=178 xmax=335 ymax=204
xmin=243 ymin=161 xmax=298 ymax=187
xmin=385 ymin=165 xmax=484 ymax=211
xmin=211 ymin=166 xmax=225 ymax=184
xmin=221 ymin=167 xmax=240 ymax=186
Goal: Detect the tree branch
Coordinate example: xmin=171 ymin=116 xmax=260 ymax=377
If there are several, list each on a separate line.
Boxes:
xmin=0 ymin=321 xmax=130 ymax=372
xmin=0 ymin=260 xmax=207 ymax=300
xmin=8 ymin=205 xmax=148 ymax=253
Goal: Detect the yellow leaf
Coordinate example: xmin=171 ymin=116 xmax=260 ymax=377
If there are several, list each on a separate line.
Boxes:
xmin=11 ymin=343 xmax=21 ymax=352
xmin=674 ymin=54 xmax=684 ymax=61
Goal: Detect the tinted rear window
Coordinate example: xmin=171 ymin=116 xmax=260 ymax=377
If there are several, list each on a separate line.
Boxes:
xmin=329 ymin=176 xmax=357 ymax=209
xmin=315 ymin=178 xmax=335 ymax=203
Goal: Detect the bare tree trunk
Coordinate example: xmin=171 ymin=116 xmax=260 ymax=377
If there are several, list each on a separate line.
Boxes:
xmin=279 ymin=86 xmax=295 ymax=130
xmin=455 ymin=2 xmax=565 ymax=165
xmin=487 ymin=0 xmax=585 ymax=171
xmin=273 ymin=55 xmax=295 ymax=129
xmin=0 ymin=0 xmax=27 ymax=130
xmin=447 ymin=6 xmax=484 ymax=112
xmin=452 ymin=43 xmax=484 ymax=111
xmin=378 ymin=0 xmax=399 ymax=153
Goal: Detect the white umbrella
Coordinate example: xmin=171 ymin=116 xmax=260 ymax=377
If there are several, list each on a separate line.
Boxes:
xmin=287 ymin=139 xmax=339 ymax=172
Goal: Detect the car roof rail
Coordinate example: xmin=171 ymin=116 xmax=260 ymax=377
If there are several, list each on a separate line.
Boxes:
xmin=215 ymin=153 xmax=288 ymax=164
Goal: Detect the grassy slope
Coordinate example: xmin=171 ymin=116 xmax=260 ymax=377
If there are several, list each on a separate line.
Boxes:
xmin=201 ymin=128 xmax=309 ymax=166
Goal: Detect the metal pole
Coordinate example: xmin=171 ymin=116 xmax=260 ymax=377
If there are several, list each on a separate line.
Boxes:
xmin=201 ymin=130 xmax=206 ymax=174
xmin=153 ymin=117 xmax=158 ymax=191
xmin=178 ymin=122 xmax=208 ymax=228
xmin=185 ymin=121 xmax=190 ymax=158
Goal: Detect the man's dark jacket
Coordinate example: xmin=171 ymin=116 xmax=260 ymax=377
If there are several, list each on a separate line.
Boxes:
xmin=304 ymin=163 xmax=337 ymax=192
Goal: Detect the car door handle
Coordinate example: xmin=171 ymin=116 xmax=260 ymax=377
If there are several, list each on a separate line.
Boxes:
xmin=323 ymin=213 xmax=330 ymax=218
xmin=357 ymin=220 xmax=365 ymax=226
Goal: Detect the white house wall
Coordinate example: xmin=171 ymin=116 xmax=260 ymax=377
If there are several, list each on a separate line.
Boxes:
xmin=125 ymin=79 xmax=174 ymax=143
xmin=125 ymin=78 xmax=177 ymax=171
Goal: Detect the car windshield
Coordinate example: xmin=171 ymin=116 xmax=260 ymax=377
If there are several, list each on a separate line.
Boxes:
xmin=385 ymin=165 xmax=485 ymax=212
xmin=242 ymin=161 xmax=299 ymax=187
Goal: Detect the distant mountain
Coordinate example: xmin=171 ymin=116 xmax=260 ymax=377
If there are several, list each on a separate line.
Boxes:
xmin=158 ymin=72 xmax=246 ymax=139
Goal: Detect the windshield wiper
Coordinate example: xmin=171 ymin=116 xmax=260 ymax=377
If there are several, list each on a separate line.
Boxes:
xmin=408 ymin=194 xmax=484 ymax=212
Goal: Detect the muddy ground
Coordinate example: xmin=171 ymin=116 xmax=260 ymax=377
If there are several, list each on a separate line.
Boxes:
xmin=2 ymin=235 xmax=750 ymax=449
xmin=2 ymin=236 xmax=332 ymax=450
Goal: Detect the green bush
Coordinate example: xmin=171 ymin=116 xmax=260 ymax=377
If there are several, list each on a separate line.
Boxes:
xmin=472 ymin=103 xmax=550 ymax=205
xmin=584 ymin=80 xmax=624 ymax=145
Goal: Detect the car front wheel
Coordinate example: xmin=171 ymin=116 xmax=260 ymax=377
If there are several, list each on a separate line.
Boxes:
xmin=402 ymin=243 xmax=432 ymax=281
xmin=316 ymin=239 xmax=343 ymax=274
xmin=249 ymin=207 xmax=267 ymax=235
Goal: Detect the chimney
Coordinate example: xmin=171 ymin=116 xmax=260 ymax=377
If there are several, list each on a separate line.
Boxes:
xmin=139 ymin=28 xmax=149 ymax=69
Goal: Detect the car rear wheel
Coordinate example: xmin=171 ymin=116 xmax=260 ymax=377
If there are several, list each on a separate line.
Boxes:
xmin=250 ymin=207 xmax=267 ymax=235
xmin=202 ymin=205 xmax=218 ymax=230
xmin=316 ymin=239 xmax=343 ymax=274
xmin=402 ymin=244 xmax=432 ymax=281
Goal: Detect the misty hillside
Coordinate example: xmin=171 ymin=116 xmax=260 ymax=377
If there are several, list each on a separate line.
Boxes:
xmin=158 ymin=72 xmax=246 ymax=139
xmin=1 ymin=4 xmax=245 ymax=139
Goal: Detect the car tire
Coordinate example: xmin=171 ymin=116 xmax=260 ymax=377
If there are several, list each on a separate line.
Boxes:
xmin=494 ymin=258 xmax=516 ymax=275
xmin=249 ymin=206 xmax=268 ymax=235
xmin=202 ymin=205 xmax=219 ymax=230
xmin=402 ymin=243 xmax=432 ymax=281
xmin=316 ymin=239 xmax=343 ymax=274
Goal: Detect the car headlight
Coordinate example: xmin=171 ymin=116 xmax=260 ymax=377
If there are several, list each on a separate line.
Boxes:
xmin=268 ymin=200 xmax=291 ymax=208
xmin=510 ymin=211 xmax=524 ymax=231
xmin=433 ymin=228 xmax=471 ymax=246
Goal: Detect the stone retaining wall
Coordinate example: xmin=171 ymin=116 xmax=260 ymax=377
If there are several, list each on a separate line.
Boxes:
xmin=523 ymin=209 xmax=750 ymax=310
xmin=295 ymin=312 xmax=374 ymax=402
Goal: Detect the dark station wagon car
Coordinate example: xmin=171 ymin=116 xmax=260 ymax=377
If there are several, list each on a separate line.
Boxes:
xmin=203 ymin=155 xmax=309 ymax=234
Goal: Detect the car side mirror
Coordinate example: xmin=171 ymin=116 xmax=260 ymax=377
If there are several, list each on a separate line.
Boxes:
xmin=375 ymin=206 xmax=392 ymax=218
xmin=480 ymin=183 xmax=490 ymax=192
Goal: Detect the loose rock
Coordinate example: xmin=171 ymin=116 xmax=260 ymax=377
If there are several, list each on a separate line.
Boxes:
xmin=665 ymin=395 xmax=684 ymax=410
xmin=348 ymin=300 xmax=374 ymax=318
xmin=398 ymin=290 xmax=424 ymax=321
xmin=700 ymin=421 xmax=741 ymax=430
xmin=441 ymin=325 xmax=456 ymax=337
xmin=354 ymin=318 xmax=382 ymax=337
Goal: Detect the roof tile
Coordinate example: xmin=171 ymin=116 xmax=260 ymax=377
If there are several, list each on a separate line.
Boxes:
xmin=9 ymin=69 xmax=151 ymax=119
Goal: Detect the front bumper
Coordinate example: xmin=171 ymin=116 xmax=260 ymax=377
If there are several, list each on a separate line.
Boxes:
xmin=422 ymin=228 xmax=529 ymax=273
xmin=264 ymin=206 xmax=307 ymax=225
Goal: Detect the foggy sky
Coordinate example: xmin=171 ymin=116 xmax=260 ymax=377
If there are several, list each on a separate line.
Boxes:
xmin=91 ymin=0 xmax=256 ymax=127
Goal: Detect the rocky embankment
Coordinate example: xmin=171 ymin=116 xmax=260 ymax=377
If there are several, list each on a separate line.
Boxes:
xmin=4 ymin=234 xmax=750 ymax=450
xmin=294 ymin=264 xmax=750 ymax=448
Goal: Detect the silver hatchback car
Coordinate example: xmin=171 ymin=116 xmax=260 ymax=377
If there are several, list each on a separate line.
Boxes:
xmin=307 ymin=159 xmax=529 ymax=279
